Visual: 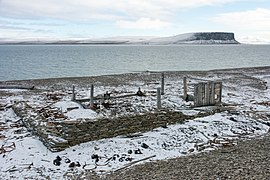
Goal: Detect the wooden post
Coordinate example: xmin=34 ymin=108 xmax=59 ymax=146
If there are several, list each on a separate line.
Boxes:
xmin=194 ymin=84 xmax=198 ymax=106
xmin=72 ymin=85 xmax=76 ymax=101
xmin=90 ymin=84 xmax=94 ymax=108
xmin=161 ymin=73 xmax=165 ymax=95
xmin=219 ymin=82 xmax=222 ymax=103
xmin=208 ymin=82 xmax=214 ymax=105
xmin=157 ymin=87 xmax=161 ymax=109
xmin=183 ymin=77 xmax=187 ymax=100
xmin=204 ymin=82 xmax=210 ymax=105
xmin=214 ymin=82 xmax=222 ymax=104
xmin=194 ymin=82 xmax=204 ymax=107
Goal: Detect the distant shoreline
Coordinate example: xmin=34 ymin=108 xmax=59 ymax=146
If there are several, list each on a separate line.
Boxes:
xmin=1 ymin=66 xmax=270 ymax=89
xmin=0 ymin=32 xmax=240 ymax=45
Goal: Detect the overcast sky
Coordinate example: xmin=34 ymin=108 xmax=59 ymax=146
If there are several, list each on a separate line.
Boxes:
xmin=0 ymin=0 xmax=270 ymax=43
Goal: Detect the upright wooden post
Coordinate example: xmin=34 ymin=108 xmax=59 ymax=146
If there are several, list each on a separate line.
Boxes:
xmin=209 ymin=81 xmax=215 ymax=105
xmin=72 ymin=85 xmax=76 ymax=101
xmin=183 ymin=77 xmax=187 ymax=100
xmin=219 ymin=82 xmax=222 ymax=103
xmin=90 ymin=84 xmax=94 ymax=108
xmin=214 ymin=82 xmax=222 ymax=104
xmin=157 ymin=87 xmax=161 ymax=109
xmin=194 ymin=82 xmax=205 ymax=107
xmin=204 ymin=82 xmax=210 ymax=105
xmin=161 ymin=73 xmax=165 ymax=95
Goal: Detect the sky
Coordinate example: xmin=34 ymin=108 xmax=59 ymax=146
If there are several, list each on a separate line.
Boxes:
xmin=0 ymin=0 xmax=270 ymax=43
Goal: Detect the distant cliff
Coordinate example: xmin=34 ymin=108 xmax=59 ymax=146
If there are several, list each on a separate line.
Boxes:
xmin=145 ymin=32 xmax=240 ymax=45
xmin=191 ymin=32 xmax=239 ymax=44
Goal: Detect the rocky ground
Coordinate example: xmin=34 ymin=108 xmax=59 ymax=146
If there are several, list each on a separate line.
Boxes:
xmin=82 ymin=133 xmax=270 ymax=180
xmin=1 ymin=66 xmax=270 ymax=179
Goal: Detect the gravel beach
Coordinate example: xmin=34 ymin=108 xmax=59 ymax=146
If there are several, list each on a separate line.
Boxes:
xmin=82 ymin=134 xmax=270 ymax=180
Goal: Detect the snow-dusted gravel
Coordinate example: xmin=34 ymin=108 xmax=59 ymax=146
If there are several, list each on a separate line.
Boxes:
xmin=0 ymin=66 xmax=270 ymax=179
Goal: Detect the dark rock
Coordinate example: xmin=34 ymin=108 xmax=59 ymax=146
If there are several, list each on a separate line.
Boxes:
xmin=91 ymin=154 xmax=99 ymax=162
xmin=76 ymin=162 xmax=81 ymax=167
xmin=112 ymin=154 xmax=120 ymax=160
xmin=119 ymin=157 xmax=125 ymax=162
xmin=134 ymin=149 xmax=143 ymax=154
xmin=125 ymin=157 xmax=133 ymax=161
xmin=229 ymin=117 xmax=237 ymax=122
xmin=136 ymin=88 xmax=145 ymax=96
xmin=65 ymin=158 xmax=71 ymax=163
xmin=161 ymin=124 xmax=168 ymax=128
xmin=128 ymin=150 xmax=133 ymax=154
xmin=53 ymin=156 xmax=62 ymax=166
xmin=69 ymin=162 xmax=75 ymax=168
xmin=91 ymin=154 xmax=99 ymax=159
xmin=141 ymin=143 xmax=149 ymax=149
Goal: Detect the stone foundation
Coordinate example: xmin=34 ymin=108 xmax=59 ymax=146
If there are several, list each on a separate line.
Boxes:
xmin=13 ymin=101 xmax=219 ymax=152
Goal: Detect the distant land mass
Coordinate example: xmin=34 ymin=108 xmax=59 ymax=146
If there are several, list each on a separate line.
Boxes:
xmin=0 ymin=32 xmax=240 ymax=45
xmin=144 ymin=32 xmax=240 ymax=45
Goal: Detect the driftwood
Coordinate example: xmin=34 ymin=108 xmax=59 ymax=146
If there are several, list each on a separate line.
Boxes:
xmin=0 ymin=85 xmax=35 ymax=90
xmin=114 ymin=155 xmax=156 ymax=172
xmin=0 ymin=142 xmax=16 ymax=154
xmin=4 ymin=163 xmax=33 ymax=172
xmin=76 ymin=93 xmax=138 ymax=103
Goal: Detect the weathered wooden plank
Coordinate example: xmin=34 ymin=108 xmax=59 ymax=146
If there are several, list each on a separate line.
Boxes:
xmin=90 ymin=84 xmax=94 ymax=107
xmin=71 ymin=85 xmax=76 ymax=101
xmin=161 ymin=73 xmax=165 ymax=95
xmin=157 ymin=87 xmax=161 ymax=109
xmin=76 ymin=93 xmax=138 ymax=102
xmin=183 ymin=77 xmax=187 ymax=100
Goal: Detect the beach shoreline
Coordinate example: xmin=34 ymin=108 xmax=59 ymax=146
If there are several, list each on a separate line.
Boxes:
xmin=1 ymin=66 xmax=270 ymax=90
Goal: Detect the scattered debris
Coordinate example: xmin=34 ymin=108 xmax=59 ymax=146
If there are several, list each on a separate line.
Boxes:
xmin=0 ymin=68 xmax=270 ymax=179
xmin=0 ymin=142 xmax=16 ymax=154
xmin=114 ymin=155 xmax=156 ymax=172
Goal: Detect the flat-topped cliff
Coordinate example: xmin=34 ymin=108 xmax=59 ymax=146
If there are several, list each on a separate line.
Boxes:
xmin=146 ymin=32 xmax=240 ymax=45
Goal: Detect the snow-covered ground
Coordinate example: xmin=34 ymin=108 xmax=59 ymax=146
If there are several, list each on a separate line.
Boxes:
xmin=0 ymin=70 xmax=269 ymax=179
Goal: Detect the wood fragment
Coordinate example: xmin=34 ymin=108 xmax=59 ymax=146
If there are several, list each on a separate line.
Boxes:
xmin=0 ymin=142 xmax=16 ymax=154
xmin=114 ymin=155 xmax=156 ymax=172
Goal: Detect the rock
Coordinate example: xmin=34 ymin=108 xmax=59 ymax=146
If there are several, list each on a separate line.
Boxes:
xmin=65 ymin=158 xmax=71 ymax=163
xmin=76 ymin=162 xmax=81 ymax=167
xmin=229 ymin=117 xmax=237 ymax=122
xmin=91 ymin=154 xmax=99 ymax=162
xmin=119 ymin=157 xmax=125 ymax=162
xmin=134 ymin=149 xmax=143 ymax=154
xmin=141 ymin=143 xmax=149 ymax=149
xmin=69 ymin=162 xmax=75 ymax=168
xmin=125 ymin=157 xmax=133 ymax=161
xmin=53 ymin=156 xmax=62 ymax=166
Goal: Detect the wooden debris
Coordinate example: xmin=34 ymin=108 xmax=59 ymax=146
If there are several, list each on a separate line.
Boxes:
xmin=114 ymin=155 xmax=156 ymax=172
xmin=0 ymin=142 xmax=16 ymax=154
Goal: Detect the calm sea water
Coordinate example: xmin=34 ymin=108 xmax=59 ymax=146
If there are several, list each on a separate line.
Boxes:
xmin=0 ymin=44 xmax=270 ymax=81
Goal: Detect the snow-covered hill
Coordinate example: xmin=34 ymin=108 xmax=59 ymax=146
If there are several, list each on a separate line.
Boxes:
xmin=144 ymin=32 xmax=239 ymax=45
xmin=0 ymin=32 xmax=240 ymax=45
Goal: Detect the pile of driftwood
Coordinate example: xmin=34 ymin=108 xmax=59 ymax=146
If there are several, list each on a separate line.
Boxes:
xmin=0 ymin=142 xmax=16 ymax=155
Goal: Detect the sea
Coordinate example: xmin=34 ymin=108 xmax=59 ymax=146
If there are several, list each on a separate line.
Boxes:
xmin=0 ymin=44 xmax=270 ymax=81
